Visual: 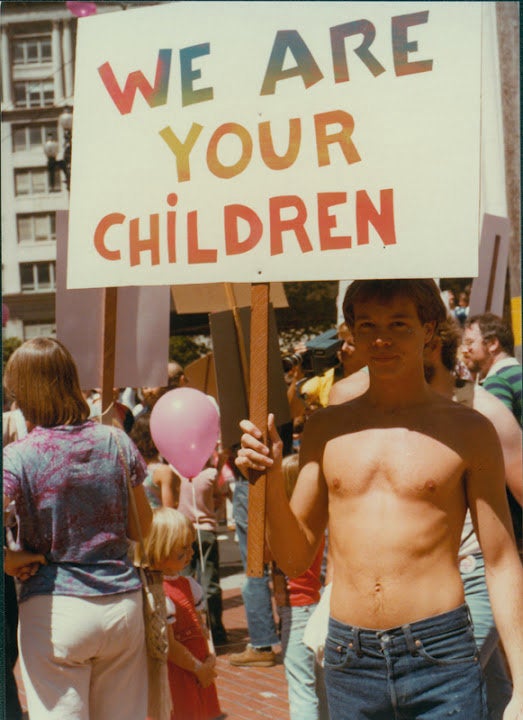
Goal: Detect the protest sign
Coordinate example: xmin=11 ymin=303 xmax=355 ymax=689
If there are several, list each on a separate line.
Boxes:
xmin=68 ymin=1 xmax=482 ymax=289
xmin=210 ymin=303 xmax=291 ymax=449
xmin=56 ymin=212 xmax=170 ymax=390
xmin=171 ymin=282 xmax=287 ymax=313
xmin=468 ymin=214 xmax=510 ymax=318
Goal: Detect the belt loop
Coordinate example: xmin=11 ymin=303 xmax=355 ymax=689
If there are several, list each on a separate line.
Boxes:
xmin=465 ymin=603 xmax=474 ymax=631
xmin=402 ymin=623 xmax=419 ymax=656
xmin=352 ymin=627 xmax=363 ymax=657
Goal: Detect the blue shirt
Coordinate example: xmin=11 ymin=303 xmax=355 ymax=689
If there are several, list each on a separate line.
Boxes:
xmin=3 ymin=421 xmax=147 ymax=602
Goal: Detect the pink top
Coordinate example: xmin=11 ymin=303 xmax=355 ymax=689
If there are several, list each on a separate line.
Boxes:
xmin=177 ymin=467 xmax=219 ymax=532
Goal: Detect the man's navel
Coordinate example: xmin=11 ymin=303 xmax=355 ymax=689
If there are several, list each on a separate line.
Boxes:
xmin=372 ymin=580 xmax=384 ymax=611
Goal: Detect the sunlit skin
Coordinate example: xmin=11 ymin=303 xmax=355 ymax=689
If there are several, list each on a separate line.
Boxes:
xmin=3 ymin=547 xmax=47 ymax=581
xmin=237 ymin=293 xmax=523 ymax=718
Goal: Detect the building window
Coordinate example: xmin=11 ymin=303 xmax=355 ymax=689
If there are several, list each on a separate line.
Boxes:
xmin=20 ymin=261 xmax=56 ymax=292
xmin=15 ymin=167 xmax=61 ymax=195
xmin=17 ymin=213 xmax=56 ymax=243
xmin=13 ymin=35 xmax=52 ymax=65
xmin=12 ymin=123 xmax=58 ymax=153
xmin=14 ymin=80 xmax=54 ymax=108
xmin=24 ymin=323 xmax=57 ymax=339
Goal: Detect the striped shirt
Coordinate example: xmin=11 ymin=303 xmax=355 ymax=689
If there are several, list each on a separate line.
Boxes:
xmin=481 ymin=357 xmax=522 ymax=426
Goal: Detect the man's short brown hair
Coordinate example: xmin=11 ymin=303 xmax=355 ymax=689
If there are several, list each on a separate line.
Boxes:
xmin=466 ymin=312 xmax=515 ymax=355
xmin=343 ymin=279 xmax=447 ymax=329
xmin=437 ymin=315 xmax=463 ymax=371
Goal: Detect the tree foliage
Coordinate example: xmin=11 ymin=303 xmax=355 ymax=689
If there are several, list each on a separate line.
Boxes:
xmin=169 ymin=335 xmax=209 ymax=367
xmin=3 ymin=336 xmax=22 ymax=372
xmin=276 ymin=281 xmax=339 ymax=334
xmin=169 ymin=282 xmax=340 ymax=354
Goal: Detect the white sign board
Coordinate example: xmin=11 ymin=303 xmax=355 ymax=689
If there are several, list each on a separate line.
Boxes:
xmin=56 ymin=212 xmax=171 ymax=389
xmin=68 ymin=1 xmax=482 ymax=289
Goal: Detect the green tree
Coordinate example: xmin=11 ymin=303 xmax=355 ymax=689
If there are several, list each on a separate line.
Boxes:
xmin=276 ymin=281 xmax=338 ymax=335
xmin=169 ymin=335 xmax=208 ymax=367
xmin=3 ymin=336 xmax=22 ymax=372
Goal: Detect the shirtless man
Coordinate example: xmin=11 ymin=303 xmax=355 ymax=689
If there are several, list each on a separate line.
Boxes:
xmin=237 ymin=280 xmax=523 ymax=720
xmin=331 ymin=314 xmax=521 ymax=719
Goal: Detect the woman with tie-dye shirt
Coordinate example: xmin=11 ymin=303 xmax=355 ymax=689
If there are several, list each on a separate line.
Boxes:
xmin=3 ymin=337 xmax=152 ymax=720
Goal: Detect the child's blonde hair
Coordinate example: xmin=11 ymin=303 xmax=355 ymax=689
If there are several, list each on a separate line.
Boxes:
xmin=136 ymin=507 xmax=195 ymax=568
xmin=281 ymin=453 xmax=300 ymax=501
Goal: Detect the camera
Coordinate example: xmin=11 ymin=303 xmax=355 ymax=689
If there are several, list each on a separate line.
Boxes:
xmin=282 ymin=328 xmax=342 ymax=376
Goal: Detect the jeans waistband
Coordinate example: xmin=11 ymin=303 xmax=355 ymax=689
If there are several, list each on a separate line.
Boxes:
xmin=328 ymin=603 xmax=472 ymax=653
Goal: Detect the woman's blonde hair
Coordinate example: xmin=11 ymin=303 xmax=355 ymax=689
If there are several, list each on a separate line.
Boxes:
xmin=3 ymin=337 xmax=90 ymax=427
xmin=136 ymin=507 xmax=195 ymax=568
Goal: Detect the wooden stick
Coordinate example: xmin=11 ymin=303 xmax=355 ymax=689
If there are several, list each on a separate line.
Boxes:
xmin=485 ymin=235 xmax=501 ymax=312
xmin=224 ymin=282 xmax=250 ymax=399
xmin=101 ymin=287 xmax=118 ymax=426
xmin=246 ymin=282 xmax=269 ymax=577
xmin=204 ymin=353 xmax=212 ymax=395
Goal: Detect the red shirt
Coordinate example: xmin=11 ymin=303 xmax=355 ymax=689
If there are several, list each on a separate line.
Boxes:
xmin=287 ymin=538 xmax=325 ymax=607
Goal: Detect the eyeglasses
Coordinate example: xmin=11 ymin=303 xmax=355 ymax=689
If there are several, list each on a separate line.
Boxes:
xmin=461 ymin=338 xmax=487 ymax=349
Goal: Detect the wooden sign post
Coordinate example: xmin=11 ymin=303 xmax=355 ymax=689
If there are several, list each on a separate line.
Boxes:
xmin=101 ymin=287 xmax=118 ymax=426
xmin=246 ymin=283 xmax=270 ymax=577
xmin=224 ymin=283 xmax=250 ymax=398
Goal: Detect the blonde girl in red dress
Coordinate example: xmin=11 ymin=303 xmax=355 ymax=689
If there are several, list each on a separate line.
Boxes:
xmin=144 ymin=507 xmax=222 ymax=720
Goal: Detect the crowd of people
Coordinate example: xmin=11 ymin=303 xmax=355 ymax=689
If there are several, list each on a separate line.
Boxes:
xmin=3 ymin=279 xmax=522 ymax=720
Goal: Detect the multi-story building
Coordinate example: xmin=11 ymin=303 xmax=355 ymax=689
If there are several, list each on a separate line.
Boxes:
xmin=1 ymin=1 xmax=158 ymax=341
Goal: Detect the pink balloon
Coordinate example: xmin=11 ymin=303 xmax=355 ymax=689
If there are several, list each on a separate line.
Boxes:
xmin=150 ymin=388 xmax=220 ymax=478
xmin=66 ymin=2 xmax=97 ymax=17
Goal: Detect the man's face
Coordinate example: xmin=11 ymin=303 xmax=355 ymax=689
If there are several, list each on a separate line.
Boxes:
xmin=461 ymin=323 xmax=490 ymax=377
xmin=352 ymin=295 xmax=434 ymax=378
xmin=141 ymin=385 xmax=165 ymax=408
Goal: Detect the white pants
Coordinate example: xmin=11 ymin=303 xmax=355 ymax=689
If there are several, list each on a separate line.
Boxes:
xmin=18 ymin=591 xmax=147 ymax=720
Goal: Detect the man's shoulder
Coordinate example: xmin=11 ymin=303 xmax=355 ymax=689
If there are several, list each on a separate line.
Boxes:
xmin=488 ymin=357 xmax=522 ymax=381
xmin=427 ymin=391 xmax=493 ymax=437
xmin=472 ymin=384 xmax=522 ymax=433
xmin=483 ymin=364 xmax=521 ymax=401
xmin=301 ymin=396 xmax=363 ymax=440
xmin=328 ymin=368 xmax=369 ymax=405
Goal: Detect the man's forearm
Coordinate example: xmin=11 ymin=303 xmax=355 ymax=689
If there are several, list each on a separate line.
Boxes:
xmin=486 ymin=553 xmax=523 ymax=696
xmin=265 ymin=468 xmax=319 ymax=577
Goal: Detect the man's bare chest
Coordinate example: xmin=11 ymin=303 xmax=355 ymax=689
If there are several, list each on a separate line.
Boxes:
xmin=322 ymin=426 xmax=466 ymax=499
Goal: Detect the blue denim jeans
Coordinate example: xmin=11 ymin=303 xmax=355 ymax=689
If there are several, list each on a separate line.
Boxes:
xmin=462 ymin=553 xmax=512 ymax=719
xmin=232 ymin=478 xmax=279 ymax=648
xmin=279 ymin=604 xmax=330 ymax=720
xmin=324 ymin=604 xmax=487 ymax=720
